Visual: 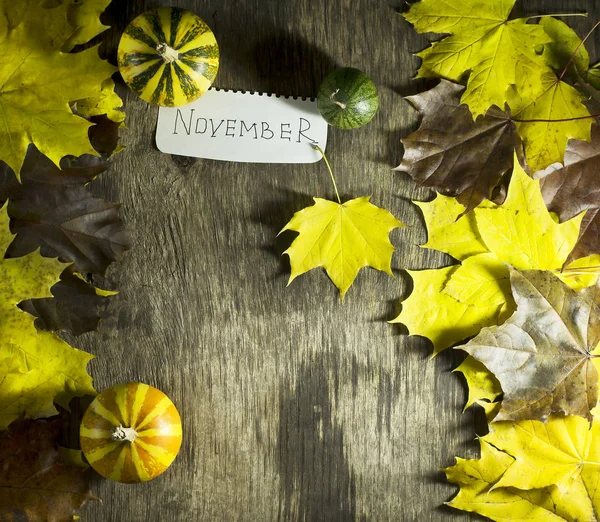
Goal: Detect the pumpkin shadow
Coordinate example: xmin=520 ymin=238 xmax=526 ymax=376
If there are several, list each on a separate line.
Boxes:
xmin=251 ymin=30 xmax=337 ymax=100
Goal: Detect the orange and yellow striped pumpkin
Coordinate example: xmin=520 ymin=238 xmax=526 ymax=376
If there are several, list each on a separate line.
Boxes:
xmin=117 ymin=7 xmax=219 ymax=107
xmin=80 ymin=382 xmax=182 ymax=483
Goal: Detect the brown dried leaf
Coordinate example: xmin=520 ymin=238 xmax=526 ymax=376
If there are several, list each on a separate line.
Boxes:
xmin=457 ymin=268 xmax=600 ymax=422
xmin=538 ymin=124 xmax=600 ymax=262
xmin=0 ymin=418 xmax=97 ymax=521
xmin=19 ymin=268 xmax=112 ymax=336
xmin=396 ymin=80 xmax=519 ymax=212
xmin=0 ymin=143 xmax=129 ymax=277
xmin=0 ymin=119 xmax=128 ymax=335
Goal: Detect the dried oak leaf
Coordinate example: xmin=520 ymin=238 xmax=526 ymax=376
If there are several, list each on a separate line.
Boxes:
xmin=0 ymin=0 xmax=118 ymax=176
xmin=0 ymin=418 xmax=97 ymax=522
xmin=458 ymin=268 xmax=600 ymax=422
xmin=538 ymin=124 xmax=600 ymax=262
xmin=396 ymin=80 xmax=519 ymax=212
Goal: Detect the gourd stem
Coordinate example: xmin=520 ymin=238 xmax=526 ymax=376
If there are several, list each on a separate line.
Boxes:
xmin=330 ymin=89 xmax=347 ymax=110
xmin=156 ymin=42 xmax=179 ymax=64
xmin=313 ymin=146 xmax=341 ymax=204
xmin=111 ymin=425 xmax=139 ymax=443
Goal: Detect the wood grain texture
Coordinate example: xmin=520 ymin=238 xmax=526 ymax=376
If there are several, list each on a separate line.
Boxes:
xmin=73 ymin=0 xmax=600 ymax=520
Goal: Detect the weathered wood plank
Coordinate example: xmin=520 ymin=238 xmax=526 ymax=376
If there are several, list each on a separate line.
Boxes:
xmin=75 ymin=0 xmax=600 ymax=520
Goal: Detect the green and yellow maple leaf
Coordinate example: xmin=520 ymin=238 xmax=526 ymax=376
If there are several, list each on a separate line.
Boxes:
xmin=404 ymin=0 xmax=552 ymax=118
xmin=540 ymin=17 xmax=590 ymax=75
xmin=281 ymin=197 xmax=404 ymax=299
xmin=0 ymin=204 xmax=95 ymax=429
xmin=0 ymin=0 xmax=118 ymax=175
xmin=60 ymin=0 xmax=113 ymax=51
xmin=392 ymin=160 xmax=584 ymax=355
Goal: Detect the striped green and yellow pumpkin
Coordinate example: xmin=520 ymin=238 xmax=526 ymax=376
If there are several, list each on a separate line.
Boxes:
xmin=317 ymin=68 xmax=379 ymax=129
xmin=117 ymin=7 xmax=219 ymax=107
xmin=80 ymin=382 xmax=182 ymax=483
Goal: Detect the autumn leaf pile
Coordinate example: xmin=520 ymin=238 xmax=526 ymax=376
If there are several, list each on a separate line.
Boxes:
xmin=398 ymin=0 xmax=600 ymax=519
xmin=0 ymin=0 xmax=129 ymax=519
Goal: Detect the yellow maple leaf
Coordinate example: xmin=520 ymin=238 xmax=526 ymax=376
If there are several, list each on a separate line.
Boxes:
xmin=393 ymin=160 xmax=584 ymax=355
xmin=393 ymin=267 xmax=505 ymax=355
xmin=511 ymin=72 xmax=592 ymax=173
xmin=482 ymin=416 xmax=600 ymax=521
xmin=414 ymin=195 xmax=486 ymax=261
xmin=281 ymin=197 xmax=404 ymax=299
xmin=0 ymin=204 xmax=95 ymax=429
xmin=74 ymin=78 xmax=125 ymax=125
xmin=405 ymin=0 xmax=552 ymax=118
xmin=60 ymin=0 xmax=112 ymax=51
xmin=454 ymin=356 xmax=501 ymax=413
xmin=558 ymin=254 xmax=600 ymax=291
xmin=0 ymin=0 xmax=117 ymax=175
xmin=446 ymin=438 xmax=576 ymax=521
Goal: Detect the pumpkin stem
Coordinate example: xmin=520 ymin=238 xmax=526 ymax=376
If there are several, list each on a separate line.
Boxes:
xmin=156 ymin=42 xmax=179 ymax=64
xmin=329 ymin=89 xmax=347 ymax=110
xmin=111 ymin=425 xmax=139 ymax=443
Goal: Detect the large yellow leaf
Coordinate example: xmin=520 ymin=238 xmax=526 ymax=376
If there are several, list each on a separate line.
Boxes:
xmin=405 ymin=0 xmax=552 ymax=117
xmin=281 ymin=197 xmax=404 ymax=299
xmin=446 ymin=439 xmax=580 ymax=521
xmin=393 ymin=160 xmax=584 ymax=355
xmin=0 ymin=204 xmax=95 ymax=429
xmin=0 ymin=0 xmax=117 ymax=175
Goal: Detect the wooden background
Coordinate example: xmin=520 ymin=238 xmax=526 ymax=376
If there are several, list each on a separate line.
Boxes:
xmin=73 ymin=1 xmax=600 ymax=520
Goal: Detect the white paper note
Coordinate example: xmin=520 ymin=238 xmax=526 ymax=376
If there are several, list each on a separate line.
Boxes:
xmin=156 ymin=89 xmax=328 ymax=163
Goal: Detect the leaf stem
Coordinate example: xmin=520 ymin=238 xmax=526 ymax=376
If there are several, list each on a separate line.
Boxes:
xmin=512 ymin=113 xmax=600 ymax=123
xmin=559 ymin=19 xmax=600 ymax=81
xmin=559 ymin=265 xmax=600 ymax=274
xmin=313 ymin=145 xmax=341 ymax=204
xmin=527 ymin=13 xmax=588 ymax=19
xmin=573 ymin=70 xmax=600 ymax=107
